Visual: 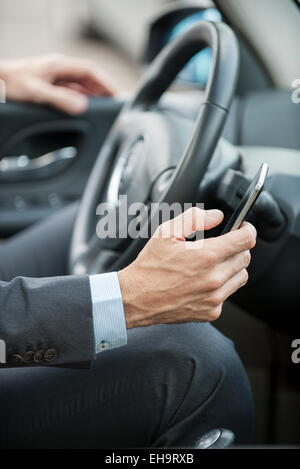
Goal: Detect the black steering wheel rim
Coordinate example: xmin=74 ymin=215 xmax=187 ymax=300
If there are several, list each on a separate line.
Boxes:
xmin=69 ymin=21 xmax=239 ymax=276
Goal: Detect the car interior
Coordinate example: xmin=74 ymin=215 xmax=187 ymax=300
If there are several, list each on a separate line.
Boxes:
xmin=0 ymin=0 xmax=299 ymax=448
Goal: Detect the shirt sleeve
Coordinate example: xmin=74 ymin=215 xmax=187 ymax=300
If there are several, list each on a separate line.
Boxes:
xmin=89 ymin=272 xmax=127 ymax=354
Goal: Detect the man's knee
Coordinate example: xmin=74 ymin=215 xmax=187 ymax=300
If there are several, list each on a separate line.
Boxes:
xmin=127 ymin=322 xmax=253 ymax=444
xmin=159 ymin=322 xmax=253 ymax=444
xmin=126 ymin=322 xmax=247 ymax=392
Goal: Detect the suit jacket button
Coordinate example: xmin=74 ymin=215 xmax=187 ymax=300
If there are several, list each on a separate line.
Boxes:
xmin=33 ymin=350 xmax=45 ymax=363
xmin=9 ymin=354 xmax=25 ymax=366
xmin=44 ymin=349 xmax=58 ymax=362
xmin=23 ymin=351 xmax=35 ymax=365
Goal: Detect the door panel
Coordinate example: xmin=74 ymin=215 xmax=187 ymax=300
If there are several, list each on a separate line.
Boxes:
xmin=0 ymin=97 xmax=122 ymax=236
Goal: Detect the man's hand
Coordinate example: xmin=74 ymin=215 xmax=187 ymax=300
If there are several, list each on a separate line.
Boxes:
xmin=118 ymin=208 xmax=257 ymax=329
xmin=0 ymin=54 xmax=115 ymax=115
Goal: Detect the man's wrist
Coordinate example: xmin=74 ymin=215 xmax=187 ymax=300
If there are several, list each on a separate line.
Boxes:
xmin=118 ymin=268 xmax=148 ymax=330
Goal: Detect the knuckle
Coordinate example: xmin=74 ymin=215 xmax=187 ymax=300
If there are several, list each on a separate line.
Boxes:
xmin=208 ymin=305 xmax=223 ymax=322
xmin=244 ymin=226 xmax=257 ymax=249
xmin=205 ymin=273 xmax=224 ymax=291
xmin=185 ymin=206 xmax=202 ymax=223
xmin=203 ymin=250 xmax=217 ymax=266
xmin=153 ymin=225 xmax=164 ymax=239
xmin=187 ymin=206 xmax=201 ymax=215
xmin=209 ymin=292 xmax=223 ymax=308
xmin=241 ymin=269 xmax=249 ymax=286
xmin=243 ymin=250 xmax=251 ymax=267
xmin=245 ymin=233 xmax=255 ymax=250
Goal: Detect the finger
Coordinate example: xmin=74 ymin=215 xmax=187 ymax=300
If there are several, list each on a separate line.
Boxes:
xmin=52 ymin=58 xmax=116 ymax=95
xmin=159 ymin=207 xmax=224 ymax=240
xmin=215 ymin=268 xmax=249 ymax=303
xmin=55 ymin=79 xmax=112 ymax=97
xmin=207 ymin=250 xmax=251 ymax=289
xmin=221 ymin=250 xmax=251 ymax=283
xmin=79 ymin=76 xmax=114 ymax=96
xmin=30 ymin=80 xmax=89 ymax=114
xmin=203 ymin=222 xmax=257 ymax=261
xmin=55 ymin=81 xmax=100 ymax=96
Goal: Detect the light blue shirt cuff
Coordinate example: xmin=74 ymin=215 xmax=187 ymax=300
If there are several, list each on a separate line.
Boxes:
xmin=89 ymin=272 xmax=127 ymax=354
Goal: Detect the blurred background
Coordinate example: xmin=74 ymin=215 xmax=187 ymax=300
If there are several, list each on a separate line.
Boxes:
xmin=0 ymin=0 xmax=219 ymax=93
xmin=0 ymin=0 xmax=179 ymax=93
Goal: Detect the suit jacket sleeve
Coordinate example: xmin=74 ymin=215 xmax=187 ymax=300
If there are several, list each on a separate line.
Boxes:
xmin=0 ymin=275 xmax=95 ymax=368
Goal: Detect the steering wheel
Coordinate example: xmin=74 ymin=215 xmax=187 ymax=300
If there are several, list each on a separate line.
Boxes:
xmin=69 ymin=21 xmax=239 ymax=276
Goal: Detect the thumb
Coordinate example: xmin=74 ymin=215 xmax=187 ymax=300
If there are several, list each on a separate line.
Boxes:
xmin=202 ymin=209 xmax=225 ymax=230
xmin=159 ymin=207 xmax=224 ymax=240
xmin=32 ymin=80 xmax=89 ymax=115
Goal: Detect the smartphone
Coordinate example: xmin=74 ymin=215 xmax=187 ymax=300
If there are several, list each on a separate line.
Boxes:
xmin=221 ymin=163 xmax=269 ymax=235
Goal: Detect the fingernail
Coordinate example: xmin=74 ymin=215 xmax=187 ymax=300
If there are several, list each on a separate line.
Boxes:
xmin=206 ymin=209 xmax=223 ymax=218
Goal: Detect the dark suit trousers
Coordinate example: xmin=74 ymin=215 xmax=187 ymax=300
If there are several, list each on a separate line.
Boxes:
xmin=0 ymin=204 xmax=253 ymax=448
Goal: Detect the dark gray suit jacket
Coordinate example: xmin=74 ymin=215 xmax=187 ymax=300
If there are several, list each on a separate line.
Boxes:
xmin=0 ymin=275 xmax=95 ymax=367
